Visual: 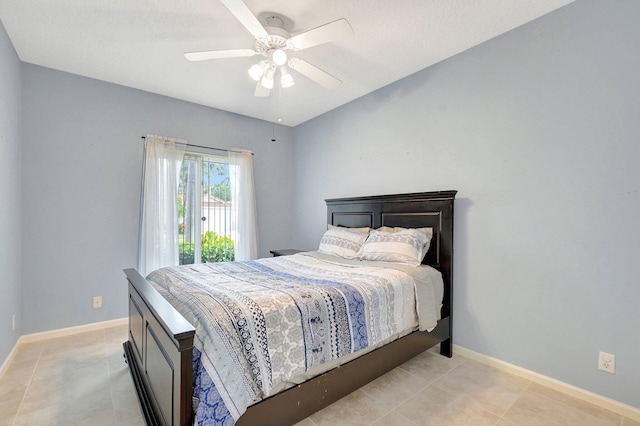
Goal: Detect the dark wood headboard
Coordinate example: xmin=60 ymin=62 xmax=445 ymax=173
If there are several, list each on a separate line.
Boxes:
xmin=325 ymin=190 xmax=457 ymax=319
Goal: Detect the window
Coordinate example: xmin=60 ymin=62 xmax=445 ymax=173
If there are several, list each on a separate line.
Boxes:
xmin=178 ymin=153 xmax=235 ymax=265
xmin=138 ymin=135 xmax=257 ymax=276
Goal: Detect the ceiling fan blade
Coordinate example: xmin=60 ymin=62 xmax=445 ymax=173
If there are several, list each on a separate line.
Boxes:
xmin=288 ymin=58 xmax=342 ymax=90
xmin=286 ymin=19 xmax=354 ymax=51
xmin=184 ymin=49 xmax=259 ymax=61
xmin=219 ymin=0 xmax=269 ymax=41
xmin=254 ymin=82 xmax=271 ymax=97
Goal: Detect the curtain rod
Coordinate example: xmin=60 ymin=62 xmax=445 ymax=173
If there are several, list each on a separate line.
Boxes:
xmin=140 ymin=136 xmax=253 ymax=155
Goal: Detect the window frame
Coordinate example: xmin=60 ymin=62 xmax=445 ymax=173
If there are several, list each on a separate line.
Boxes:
xmin=179 ymin=151 xmax=233 ymax=265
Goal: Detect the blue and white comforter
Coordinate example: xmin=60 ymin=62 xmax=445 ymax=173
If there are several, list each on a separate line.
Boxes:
xmin=147 ymin=252 xmax=440 ymax=425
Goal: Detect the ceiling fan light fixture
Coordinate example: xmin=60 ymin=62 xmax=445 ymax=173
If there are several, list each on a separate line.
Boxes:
xmin=272 ymin=49 xmax=287 ymax=67
xmin=280 ymin=67 xmax=294 ymax=88
xmin=248 ymin=60 xmax=267 ymax=81
xmin=261 ymin=66 xmax=275 ymax=89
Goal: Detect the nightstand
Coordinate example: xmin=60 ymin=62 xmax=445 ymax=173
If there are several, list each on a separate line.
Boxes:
xmin=269 ymin=249 xmax=304 ymax=257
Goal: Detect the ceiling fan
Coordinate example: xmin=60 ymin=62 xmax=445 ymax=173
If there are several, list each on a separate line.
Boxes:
xmin=184 ymin=0 xmax=354 ymax=97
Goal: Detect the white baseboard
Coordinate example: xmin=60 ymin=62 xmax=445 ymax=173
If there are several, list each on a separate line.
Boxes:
xmin=18 ymin=317 xmax=128 ymax=344
xmin=453 ymin=344 xmax=640 ymax=422
xmin=0 ymin=317 xmax=128 ymax=380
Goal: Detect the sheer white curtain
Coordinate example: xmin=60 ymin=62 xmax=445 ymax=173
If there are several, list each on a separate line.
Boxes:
xmin=229 ymin=149 xmax=258 ymax=260
xmin=138 ymin=135 xmax=186 ymax=276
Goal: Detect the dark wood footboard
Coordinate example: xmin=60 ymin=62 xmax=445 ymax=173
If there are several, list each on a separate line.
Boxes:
xmin=124 ymin=268 xmax=195 ymax=426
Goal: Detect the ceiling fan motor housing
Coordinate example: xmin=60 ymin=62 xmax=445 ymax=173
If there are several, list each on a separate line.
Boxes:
xmin=255 ymin=26 xmax=289 ymax=54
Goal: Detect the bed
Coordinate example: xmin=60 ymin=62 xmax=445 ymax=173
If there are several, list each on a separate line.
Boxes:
xmin=123 ymin=190 xmax=456 ymax=425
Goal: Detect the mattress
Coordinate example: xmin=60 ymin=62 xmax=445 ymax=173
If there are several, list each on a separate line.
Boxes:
xmin=146 ymin=252 xmax=444 ymax=425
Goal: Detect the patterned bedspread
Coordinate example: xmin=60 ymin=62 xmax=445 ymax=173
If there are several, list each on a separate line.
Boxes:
xmin=146 ymin=253 xmax=438 ymax=425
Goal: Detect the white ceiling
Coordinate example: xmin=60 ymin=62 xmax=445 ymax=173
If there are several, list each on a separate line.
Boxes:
xmin=0 ymin=0 xmax=574 ymax=127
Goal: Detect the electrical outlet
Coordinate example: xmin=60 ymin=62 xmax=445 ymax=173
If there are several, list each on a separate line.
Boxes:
xmin=598 ymin=351 xmax=615 ymax=374
xmin=93 ymin=296 xmax=102 ymax=308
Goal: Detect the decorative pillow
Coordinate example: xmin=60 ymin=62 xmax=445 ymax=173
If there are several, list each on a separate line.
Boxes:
xmin=375 ymin=226 xmax=433 ymax=260
xmin=318 ymin=227 xmax=369 ymax=259
xmin=358 ymin=228 xmax=432 ymax=266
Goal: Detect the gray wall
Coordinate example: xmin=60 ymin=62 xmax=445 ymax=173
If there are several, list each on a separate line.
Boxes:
xmin=0 ymin=20 xmax=22 ymax=362
xmin=292 ymin=0 xmax=640 ymax=409
xmin=20 ymin=64 xmax=295 ymax=334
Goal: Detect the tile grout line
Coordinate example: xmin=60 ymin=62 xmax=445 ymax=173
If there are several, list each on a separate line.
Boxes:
xmin=525 ymin=382 xmax=627 ymax=426
xmin=358 ymin=386 xmax=416 ymax=426
xmin=360 ymin=352 xmax=468 ymax=425
xmin=104 ymin=331 xmax=120 ymax=426
xmin=493 ymin=380 xmax=533 ymax=426
xmin=11 ymin=342 xmax=45 ymax=425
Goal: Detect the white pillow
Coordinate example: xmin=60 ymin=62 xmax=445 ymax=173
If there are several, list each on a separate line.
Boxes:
xmin=358 ymin=228 xmax=431 ymax=266
xmin=318 ymin=227 xmax=369 ymax=259
xmin=375 ymin=226 xmax=433 ymax=260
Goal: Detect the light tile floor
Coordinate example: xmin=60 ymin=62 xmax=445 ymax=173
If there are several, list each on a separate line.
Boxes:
xmin=0 ymin=324 xmax=637 ymax=426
